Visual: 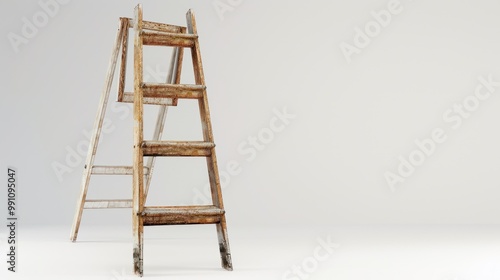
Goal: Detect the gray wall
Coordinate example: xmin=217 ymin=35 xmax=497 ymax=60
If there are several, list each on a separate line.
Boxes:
xmin=2 ymin=0 xmax=500 ymax=227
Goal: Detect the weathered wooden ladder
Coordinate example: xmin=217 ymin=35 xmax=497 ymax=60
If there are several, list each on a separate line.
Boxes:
xmin=70 ymin=4 xmax=232 ymax=276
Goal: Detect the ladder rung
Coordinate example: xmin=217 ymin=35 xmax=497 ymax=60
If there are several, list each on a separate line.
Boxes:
xmin=122 ymin=92 xmax=175 ymax=105
xmin=91 ymin=165 xmax=150 ymax=175
xmin=141 ymin=31 xmax=197 ymax=47
xmin=142 ymin=83 xmax=205 ymax=99
xmin=84 ymin=199 xmax=132 ymax=209
xmin=142 ymin=141 xmax=215 ymax=157
xmin=126 ymin=18 xmax=184 ymax=33
xmin=142 ymin=205 xmax=224 ymax=226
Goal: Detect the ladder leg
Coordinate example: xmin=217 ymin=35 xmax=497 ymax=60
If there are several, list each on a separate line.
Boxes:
xmin=70 ymin=18 xmax=128 ymax=242
xmin=207 ymin=148 xmax=232 ymax=270
xmin=216 ymin=217 xmax=233 ymax=269
xmin=186 ymin=9 xmax=233 ymax=270
xmin=204 ymin=134 xmax=233 ymax=269
xmin=133 ymin=4 xmax=145 ymax=276
xmin=144 ymin=46 xmax=184 ymax=200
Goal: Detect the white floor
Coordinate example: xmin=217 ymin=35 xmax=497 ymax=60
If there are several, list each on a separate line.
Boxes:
xmin=1 ymin=225 xmax=500 ymax=280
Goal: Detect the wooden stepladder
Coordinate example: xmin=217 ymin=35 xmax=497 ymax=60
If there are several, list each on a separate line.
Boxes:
xmin=70 ymin=4 xmax=232 ymax=276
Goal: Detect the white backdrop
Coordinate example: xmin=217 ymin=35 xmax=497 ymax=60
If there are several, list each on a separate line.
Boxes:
xmin=2 ymin=0 xmax=500 ymax=228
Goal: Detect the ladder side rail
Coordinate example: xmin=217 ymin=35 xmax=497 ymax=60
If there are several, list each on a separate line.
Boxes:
xmin=132 ymin=4 xmax=145 ymax=277
xmin=70 ymin=17 xmax=128 ymax=242
xmin=186 ymin=9 xmax=233 ymax=271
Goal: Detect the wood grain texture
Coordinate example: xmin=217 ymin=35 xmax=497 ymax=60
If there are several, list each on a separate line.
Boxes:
xmin=127 ymin=17 xmax=183 ymax=33
xmin=171 ymin=28 xmax=186 ymax=107
xmin=132 ymin=4 xmax=144 ymax=277
xmin=142 ymin=83 xmax=205 ymax=99
xmin=117 ymin=17 xmax=129 ymax=102
xmin=142 ymin=31 xmax=197 ymax=47
xmin=142 ymin=141 xmax=215 ymax=157
xmin=142 ymin=205 xmax=224 ymax=226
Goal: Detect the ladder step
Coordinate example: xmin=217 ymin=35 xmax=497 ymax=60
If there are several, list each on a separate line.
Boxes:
xmin=142 ymin=141 xmax=215 ymax=157
xmin=127 ymin=18 xmax=184 ymax=33
xmin=142 ymin=83 xmax=205 ymax=99
xmin=122 ymin=92 xmax=175 ymax=105
xmin=84 ymin=199 xmax=132 ymax=209
xmin=91 ymin=165 xmax=150 ymax=175
xmin=142 ymin=31 xmax=197 ymax=47
xmin=142 ymin=205 xmax=224 ymax=226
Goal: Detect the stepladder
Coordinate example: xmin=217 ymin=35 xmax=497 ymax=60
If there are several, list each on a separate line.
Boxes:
xmin=70 ymin=4 xmax=232 ymax=276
